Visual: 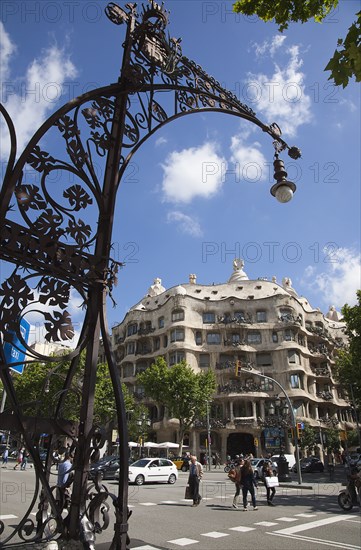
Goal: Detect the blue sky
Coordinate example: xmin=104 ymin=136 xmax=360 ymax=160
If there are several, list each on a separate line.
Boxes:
xmin=0 ymin=0 xmax=360 ymax=344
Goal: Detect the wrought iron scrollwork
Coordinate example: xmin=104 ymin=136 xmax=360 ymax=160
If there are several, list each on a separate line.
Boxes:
xmin=0 ymin=1 xmax=301 ymax=547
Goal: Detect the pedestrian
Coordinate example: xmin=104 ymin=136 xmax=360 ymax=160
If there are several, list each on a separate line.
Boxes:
xmin=57 ymin=453 xmax=73 ymax=509
xmin=188 ymin=455 xmax=203 ymax=507
xmin=230 ymin=458 xmax=244 ymax=509
xmin=214 ymin=452 xmax=221 ymax=469
xmin=327 ymin=451 xmax=335 ymax=481
xmin=2 ymin=447 xmax=9 ymax=467
xmin=263 ymin=463 xmax=277 ymax=506
xmin=21 ymin=450 xmax=29 ymax=470
xmin=240 ymin=459 xmax=258 ymax=511
xmin=13 ymin=448 xmax=23 ymax=470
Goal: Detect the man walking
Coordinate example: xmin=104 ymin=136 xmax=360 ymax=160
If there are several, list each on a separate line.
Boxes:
xmin=188 ymin=455 xmax=203 ymax=507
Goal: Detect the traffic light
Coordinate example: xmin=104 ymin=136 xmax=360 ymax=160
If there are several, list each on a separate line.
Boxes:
xmin=235 ymin=360 xmax=242 ymax=376
xmin=296 ymin=422 xmax=302 ymax=439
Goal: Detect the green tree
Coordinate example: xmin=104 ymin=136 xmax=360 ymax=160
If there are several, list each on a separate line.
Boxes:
xmin=233 ymin=1 xmax=361 ymax=88
xmin=335 ymin=290 xmax=361 ymax=409
xmin=136 ymin=357 xmax=216 ymax=455
xmin=298 ymin=422 xmax=317 ymax=453
xmin=324 ymin=427 xmax=341 ymax=453
xmin=11 ymin=356 xmax=134 ymax=427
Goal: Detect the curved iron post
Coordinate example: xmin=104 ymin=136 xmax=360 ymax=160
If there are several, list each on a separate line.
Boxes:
xmin=0 ymin=1 xmax=302 ymax=547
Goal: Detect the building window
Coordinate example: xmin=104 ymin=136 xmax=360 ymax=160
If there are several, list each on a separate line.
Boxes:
xmin=284 ymin=329 xmax=296 ymax=341
xmin=260 ymin=378 xmax=274 ymax=391
xmin=232 ymin=333 xmax=240 ymax=344
xmin=290 ymin=374 xmax=300 ymax=388
xmin=195 ymin=331 xmax=202 ymax=345
xmin=288 ymin=350 xmax=301 ymax=364
xmin=207 ymin=332 xmax=221 ymax=345
xmin=169 ymin=351 xmax=185 ymax=365
xmin=158 ymin=316 xmax=165 ymax=329
xmin=203 ymin=312 xmax=215 ymax=323
xmin=199 ymin=354 xmax=210 ymax=368
xmin=127 ymin=342 xmax=135 ymax=354
xmin=272 ymin=332 xmax=278 ymax=343
xmin=256 ymin=353 xmax=272 ymax=367
xmin=170 ymin=328 xmax=185 ymax=342
xmin=127 ymin=323 xmax=138 ymax=336
xmin=172 ymin=309 xmax=184 ymax=322
xmin=163 ymin=335 xmax=168 ymax=347
xmin=234 ymin=311 xmax=246 ymax=322
xmin=256 ymin=310 xmax=267 ymax=323
xmin=154 ymin=337 xmax=160 ymax=351
xmin=247 ymin=331 xmax=261 ymax=344
xmin=122 ymin=363 xmax=134 ymax=378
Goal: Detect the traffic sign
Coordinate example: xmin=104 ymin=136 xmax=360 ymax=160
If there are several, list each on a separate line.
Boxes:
xmin=3 ymin=318 xmax=30 ymax=374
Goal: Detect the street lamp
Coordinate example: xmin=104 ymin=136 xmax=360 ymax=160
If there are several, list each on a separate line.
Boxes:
xmin=0 ymin=1 xmax=302 ymax=547
xmin=269 ymin=396 xmax=291 ymax=482
xmin=136 ymin=412 xmax=151 ymax=458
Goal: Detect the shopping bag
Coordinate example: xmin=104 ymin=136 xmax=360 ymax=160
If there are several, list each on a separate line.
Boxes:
xmin=184 ymin=485 xmax=192 ymax=499
xmin=265 ymin=476 xmax=279 ymax=488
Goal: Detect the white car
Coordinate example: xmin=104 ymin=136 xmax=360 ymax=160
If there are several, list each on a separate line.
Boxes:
xmin=116 ymin=458 xmax=178 ymax=486
xmin=250 ymin=458 xmax=278 ymax=479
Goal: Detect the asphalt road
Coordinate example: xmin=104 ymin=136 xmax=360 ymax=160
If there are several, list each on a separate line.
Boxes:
xmin=0 ymin=464 xmax=360 ymax=549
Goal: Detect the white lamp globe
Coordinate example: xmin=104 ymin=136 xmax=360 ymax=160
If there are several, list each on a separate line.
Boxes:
xmin=275 ymin=185 xmax=293 ymax=203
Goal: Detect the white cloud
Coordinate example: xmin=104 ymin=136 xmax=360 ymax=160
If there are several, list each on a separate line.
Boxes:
xmin=0 ymin=25 xmax=77 ymax=161
xmin=167 ymin=211 xmax=203 ymax=237
xmin=230 ymin=133 xmax=268 ymax=182
xmin=254 ymin=35 xmax=287 ymax=58
xmin=303 ymin=247 xmax=361 ymax=308
xmin=247 ymin=37 xmax=312 ymax=137
xmin=161 ymin=142 xmax=226 ymax=203
xmin=155 ymin=136 xmax=167 ymax=147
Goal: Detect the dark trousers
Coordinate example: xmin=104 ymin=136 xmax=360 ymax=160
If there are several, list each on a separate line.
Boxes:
xmin=266 ymin=486 xmax=276 ymax=501
xmin=189 ymin=475 xmax=200 ymax=504
xmin=242 ymin=485 xmax=256 ymax=508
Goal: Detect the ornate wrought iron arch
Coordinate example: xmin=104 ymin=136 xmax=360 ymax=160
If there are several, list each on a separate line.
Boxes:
xmin=0 ymin=1 xmax=301 ymax=548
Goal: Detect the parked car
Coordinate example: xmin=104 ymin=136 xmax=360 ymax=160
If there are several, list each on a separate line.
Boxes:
xmin=271 ymin=454 xmax=296 ymax=470
xmin=292 ymin=456 xmax=324 ymax=473
xmin=120 ymin=457 xmax=178 ymax=485
xmin=171 ymin=456 xmax=190 ymax=472
xmin=89 ymin=456 xmax=120 ymax=480
xmin=250 ymin=458 xmax=278 ymax=479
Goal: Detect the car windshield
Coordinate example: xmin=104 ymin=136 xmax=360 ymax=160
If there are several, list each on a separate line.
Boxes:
xmin=250 ymin=459 xmax=259 ymax=466
xmin=130 ymin=459 xmax=152 ymax=468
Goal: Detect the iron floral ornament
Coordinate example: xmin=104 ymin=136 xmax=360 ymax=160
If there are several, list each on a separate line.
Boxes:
xmin=0 ymin=1 xmax=301 ymax=548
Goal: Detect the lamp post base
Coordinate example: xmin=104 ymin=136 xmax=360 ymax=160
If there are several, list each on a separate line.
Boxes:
xmin=277 ymin=456 xmax=291 ymax=482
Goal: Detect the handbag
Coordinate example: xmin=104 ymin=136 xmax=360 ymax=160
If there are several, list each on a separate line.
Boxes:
xmin=265 ymin=476 xmax=279 ymax=488
xmin=228 ymin=469 xmax=238 ymax=482
xmin=185 ymin=485 xmax=192 ymax=499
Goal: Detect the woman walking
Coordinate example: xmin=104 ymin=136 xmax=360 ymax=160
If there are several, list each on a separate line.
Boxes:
xmin=263 ymin=463 xmax=277 ymax=506
xmin=240 ymin=459 xmax=258 ymax=510
xmin=231 ymin=457 xmax=244 ymax=508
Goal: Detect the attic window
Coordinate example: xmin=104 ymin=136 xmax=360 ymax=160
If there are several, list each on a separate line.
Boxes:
xmin=255 ymin=285 xmax=262 ymax=290
xmin=211 ymin=290 xmax=218 ymax=295
xmin=204 ymin=296 xmax=210 ymax=300
xmin=237 ymin=286 xmax=243 ymax=290
xmin=248 ymin=295 xmax=254 ymax=299
xmin=195 ymin=289 xmax=202 ymax=293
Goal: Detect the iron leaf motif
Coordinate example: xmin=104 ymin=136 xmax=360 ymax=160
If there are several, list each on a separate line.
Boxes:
xmin=27 ymin=145 xmax=57 ymax=174
xmin=66 ymin=219 xmax=92 ymax=245
xmin=37 ymin=277 xmax=71 ymax=309
xmin=63 ymin=184 xmax=93 ymax=210
xmin=33 ymin=208 xmax=64 ymax=236
xmin=15 ymin=184 xmax=47 ymax=211
xmin=44 ymin=309 xmax=74 ymax=342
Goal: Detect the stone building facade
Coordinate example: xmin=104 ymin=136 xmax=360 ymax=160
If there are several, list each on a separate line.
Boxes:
xmin=108 ymin=260 xmax=355 ymax=461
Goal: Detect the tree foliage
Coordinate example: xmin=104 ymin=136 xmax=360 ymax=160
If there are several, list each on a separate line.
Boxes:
xmin=335 ymin=290 xmax=361 ymax=409
xmin=11 ymin=356 xmax=134 ymax=426
xmin=233 ymin=1 xmax=361 ymax=88
xmin=298 ymin=422 xmax=317 ymax=452
xmin=136 ymin=357 xmax=216 ymax=453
